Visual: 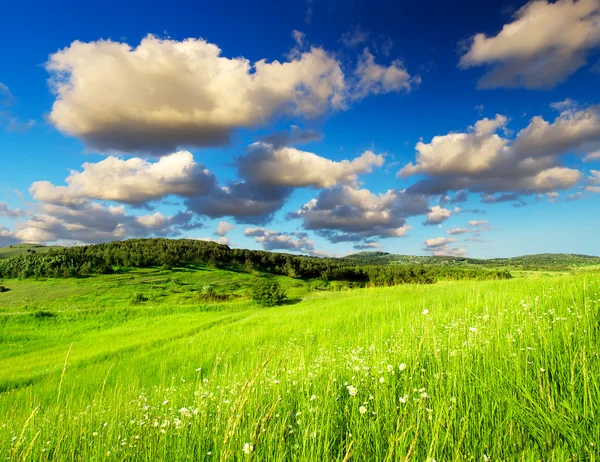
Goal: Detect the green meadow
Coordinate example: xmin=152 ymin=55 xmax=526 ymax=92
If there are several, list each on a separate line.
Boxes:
xmin=1 ymin=267 xmax=599 ymax=461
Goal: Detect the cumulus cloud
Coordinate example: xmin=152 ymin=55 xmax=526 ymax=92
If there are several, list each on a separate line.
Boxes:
xmin=289 ymin=185 xmax=429 ymax=243
xmin=352 ymin=242 xmax=382 ymax=250
xmin=399 ymin=105 xmax=600 ymax=201
xmin=469 ymin=220 xmax=488 ymax=227
xmin=586 ymin=169 xmax=600 ymax=192
xmin=215 ymin=221 xmax=234 ymax=237
xmin=185 ymin=182 xmax=291 ymax=225
xmin=0 ymin=202 xmax=26 ymax=218
xmin=236 ymin=142 xmax=384 ymax=188
xmin=14 ymin=203 xmax=202 ymax=245
xmin=459 ymin=0 xmax=600 ymax=89
xmin=46 ymin=34 xmax=417 ymax=154
xmin=424 ymin=205 xmax=452 ymax=225
xmin=244 ymin=227 xmax=318 ymax=255
xmin=423 ymin=236 xmax=467 ymax=257
xmin=30 ymin=151 xmax=216 ymax=207
xmin=0 ymin=225 xmax=19 ymax=247
xmin=446 ymin=227 xmax=470 ymax=235
xmin=584 ymin=151 xmax=600 ymax=162
xmin=46 ymin=35 xmax=346 ymax=153
xmin=352 ymin=49 xmax=419 ymax=100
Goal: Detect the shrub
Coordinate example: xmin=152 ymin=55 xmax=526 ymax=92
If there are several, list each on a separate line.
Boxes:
xmin=198 ymin=285 xmax=230 ymax=302
xmin=0 ymin=285 xmax=9 ymax=293
xmin=32 ymin=310 xmax=56 ymax=319
xmin=251 ymin=279 xmax=287 ymax=307
xmin=131 ymin=292 xmax=148 ymax=304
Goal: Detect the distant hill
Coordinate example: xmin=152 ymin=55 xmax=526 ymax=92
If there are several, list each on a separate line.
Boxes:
xmin=0 ymin=244 xmax=61 ymax=259
xmin=343 ymin=251 xmax=600 ymax=269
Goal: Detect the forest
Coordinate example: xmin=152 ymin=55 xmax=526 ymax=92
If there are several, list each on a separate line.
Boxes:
xmin=0 ymin=238 xmax=511 ymax=285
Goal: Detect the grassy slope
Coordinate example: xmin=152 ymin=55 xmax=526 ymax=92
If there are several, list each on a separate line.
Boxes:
xmin=0 ymin=244 xmax=60 ymax=259
xmin=1 ymin=269 xmax=599 ymax=460
xmin=345 ymin=251 xmax=600 ymax=271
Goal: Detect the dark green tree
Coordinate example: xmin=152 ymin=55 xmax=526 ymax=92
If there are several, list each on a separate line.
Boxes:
xmin=251 ymin=279 xmax=288 ymax=307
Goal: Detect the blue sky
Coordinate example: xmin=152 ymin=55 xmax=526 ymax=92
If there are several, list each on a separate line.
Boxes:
xmin=1 ymin=0 xmax=599 ymax=258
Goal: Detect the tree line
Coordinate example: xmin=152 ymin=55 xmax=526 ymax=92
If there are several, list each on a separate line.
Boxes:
xmin=0 ymin=238 xmax=511 ymax=285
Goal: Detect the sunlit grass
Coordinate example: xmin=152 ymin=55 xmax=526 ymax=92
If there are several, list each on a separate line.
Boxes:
xmin=1 ymin=272 xmax=599 ymax=460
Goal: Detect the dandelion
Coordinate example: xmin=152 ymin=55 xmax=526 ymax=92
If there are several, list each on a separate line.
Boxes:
xmin=422 ymin=309 xmax=430 ymax=315
xmin=310 ymin=395 xmax=317 ymax=401
xmin=359 ymin=406 xmax=367 ymax=415
xmin=399 ymin=395 xmax=408 ymax=404
xmin=347 ymin=385 xmax=358 ymax=396
xmin=379 ymin=377 xmax=385 ymax=384
xmin=92 ymin=432 xmax=98 ymax=437
xmin=243 ymin=443 xmax=254 ymax=454
xmin=387 ymin=364 xmax=394 ymax=373
xmin=399 ymin=363 xmax=407 ymax=371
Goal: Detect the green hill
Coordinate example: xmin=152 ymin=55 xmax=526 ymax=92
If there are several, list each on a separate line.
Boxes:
xmin=344 ymin=251 xmax=600 ymax=270
xmin=0 ymin=243 xmax=61 ymax=259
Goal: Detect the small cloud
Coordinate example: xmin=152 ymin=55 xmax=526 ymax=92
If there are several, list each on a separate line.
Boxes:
xmin=339 ymin=25 xmax=369 ymax=48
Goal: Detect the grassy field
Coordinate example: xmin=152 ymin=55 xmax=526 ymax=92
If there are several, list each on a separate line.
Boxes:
xmin=0 ymin=245 xmax=60 ymax=260
xmin=1 ymin=268 xmax=599 ymax=460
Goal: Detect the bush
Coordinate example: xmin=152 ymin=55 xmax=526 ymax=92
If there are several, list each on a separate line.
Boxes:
xmin=198 ymin=284 xmax=230 ymax=302
xmin=32 ymin=310 xmax=56 ymax=319
xmin=131 ymin=292 xmax=148 ymax=304
xmin=251 ymin=279 xmax=287 ymax=307
xmin=0 ymin=285 xmax=9 ymax=293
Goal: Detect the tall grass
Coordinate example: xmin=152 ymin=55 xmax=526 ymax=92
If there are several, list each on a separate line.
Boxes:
xmin=1 ymin=273 xmax=599 ymax=460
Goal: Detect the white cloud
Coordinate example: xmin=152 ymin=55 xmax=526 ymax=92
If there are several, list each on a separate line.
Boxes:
xmin=468 ymin=220 xmax=488 ymax=227
xmin=352 ymin=242 xmax=381 ymax=250
xmin=584 ymin=151 xmax=600 ymax=162
xmin=215 ymin=221 xmax=234 ymax=237
xmin=13 ymin=203 xmax=201 ymax=245
xmin=244 ymin=227 xmax=318 ymax=254
xmin=352 ymin=49 xmax=419 ymax=100
xmin=46 ymin=34 xmax=418 ymax=154
xmin=424 ymin=205 xmax=452 ymax=225
xmin=47 ymin=35 xmax=347 ymax=153
xmin=423 ymin=236 xmax=467 ymax=257
xmin=446 ymin=227 xmax=470 ymax=235
xmin=0 ymin=225 xmax=19 ymax=247
xmin=459 ymin=0 xmax=600 ymax=88
xmin=399 ymin=107 xmax=598 ymax=199
xmin=512 ymin=104 xmax=600 ymax=157
xmin=586 ymin=169 xmax=600 ymax=192
xmin=30 ymin=151 xmax=215 ymax=206
xmin=400 ymin=115 xmax=510 ymax=177
xmin=236 ymin=143 xmax=384 ymax=188
xmin=0 ymin=202 xmax=26 ymax=218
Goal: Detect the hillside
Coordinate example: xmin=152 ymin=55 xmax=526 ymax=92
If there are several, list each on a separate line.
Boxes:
xmin=0 ymin=243 xmax=60 ymax=259
xmin=344 ymin=251 xmax=600 ymax=269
